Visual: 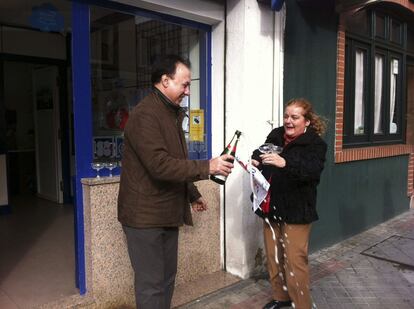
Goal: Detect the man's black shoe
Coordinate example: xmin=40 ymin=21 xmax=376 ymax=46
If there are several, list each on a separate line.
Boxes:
xmin=262 ymin=299 xmax=292 ymax=309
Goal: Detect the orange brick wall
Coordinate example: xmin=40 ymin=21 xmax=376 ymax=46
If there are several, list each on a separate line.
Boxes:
xmin=409 ymin=154 xmax=414 ymax=197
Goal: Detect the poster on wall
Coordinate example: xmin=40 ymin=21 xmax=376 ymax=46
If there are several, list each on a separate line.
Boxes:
xmin=189 ymin=109 xmax=204 ymax=142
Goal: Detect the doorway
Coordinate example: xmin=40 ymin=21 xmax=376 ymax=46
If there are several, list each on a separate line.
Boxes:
xmin=0 ymin=57 xmax=76 ymax=307
xmin=3 ymin=60 xmax=69 ymax=202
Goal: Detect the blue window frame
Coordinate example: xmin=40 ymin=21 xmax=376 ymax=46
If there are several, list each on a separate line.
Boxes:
xmin=71 ymin=0 xmax=212 ymax=294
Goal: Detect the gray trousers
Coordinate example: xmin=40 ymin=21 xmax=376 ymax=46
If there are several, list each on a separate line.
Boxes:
xmin=123 ymin=225 xmax=179 ymax=309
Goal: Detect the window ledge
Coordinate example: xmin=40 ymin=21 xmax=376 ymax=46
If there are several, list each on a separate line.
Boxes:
xmin=335 ymin=144 xmax=414 ymax=163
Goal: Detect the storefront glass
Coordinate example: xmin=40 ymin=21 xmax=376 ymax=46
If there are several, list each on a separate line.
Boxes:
xmin=90 ymin=6 xmax=210 ymax=164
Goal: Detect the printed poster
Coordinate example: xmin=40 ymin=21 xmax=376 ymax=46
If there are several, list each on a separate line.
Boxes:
xmin=189 ymin=109 xmax=204 ymax=142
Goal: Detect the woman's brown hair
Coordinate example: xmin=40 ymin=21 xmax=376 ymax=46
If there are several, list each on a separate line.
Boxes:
xmin=286 ymin=98 xmax=327 ymax=136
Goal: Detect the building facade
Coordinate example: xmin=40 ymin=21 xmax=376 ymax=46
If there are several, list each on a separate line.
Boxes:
xmin=0 ymin=0 xmax=413 ymax=307
xmin=283 ymin=0 xmax=414 ymax=250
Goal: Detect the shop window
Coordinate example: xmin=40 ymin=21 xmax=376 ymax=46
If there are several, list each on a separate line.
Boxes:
xmin=343 ymin=9 xmax=410 ymax=147
xmin=89 ymin=6 xmax=210 ymax=162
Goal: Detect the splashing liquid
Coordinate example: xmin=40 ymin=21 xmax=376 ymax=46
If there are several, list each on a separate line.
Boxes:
xmin=264 ymin=217 xmax=318 ymax=309
xmin=264 ymin=217 xmax=279 ymax=264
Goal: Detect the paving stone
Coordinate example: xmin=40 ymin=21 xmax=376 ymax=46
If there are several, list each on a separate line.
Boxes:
xmin=177 ymin=210 xmax=414 ymax=309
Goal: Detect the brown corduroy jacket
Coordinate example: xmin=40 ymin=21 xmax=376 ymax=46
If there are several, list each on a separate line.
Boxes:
xmin=118 ymin=91 xmax=210 ymax=228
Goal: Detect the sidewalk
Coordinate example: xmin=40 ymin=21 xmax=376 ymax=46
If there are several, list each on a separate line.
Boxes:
xmin=178 ymin=209 xmax=414 ymax=309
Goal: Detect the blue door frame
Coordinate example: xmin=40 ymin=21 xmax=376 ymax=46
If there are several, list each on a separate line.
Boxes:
xmin=71 ymin=1 xmax=212 ymax=295
xmin=71 ymin=1 xmax=92 ymax=294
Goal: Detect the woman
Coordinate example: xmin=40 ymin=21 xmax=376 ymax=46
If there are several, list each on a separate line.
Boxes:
xmin=252 ymin=98 xmax=327 ymax=309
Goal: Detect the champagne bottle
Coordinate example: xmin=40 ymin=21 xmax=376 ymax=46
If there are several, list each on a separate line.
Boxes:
xmin=210 ymin=130 xmax=242 ymax=185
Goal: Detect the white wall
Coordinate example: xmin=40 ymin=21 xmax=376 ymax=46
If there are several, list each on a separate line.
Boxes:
xmin=225 ymin=0 xmax=285 ymax=278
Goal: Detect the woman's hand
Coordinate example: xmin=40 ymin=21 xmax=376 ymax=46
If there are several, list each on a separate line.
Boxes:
xmin=260 ymin=153 xmax=286 ymax=168
xmin=251 ymin=159 xmax=260 ymax=167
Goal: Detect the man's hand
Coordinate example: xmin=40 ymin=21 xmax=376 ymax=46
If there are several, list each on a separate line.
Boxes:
xmin=191 ymin=197 xmax=208 ymax=212
xmin=209 ymin=154 xmax=234 ymax=176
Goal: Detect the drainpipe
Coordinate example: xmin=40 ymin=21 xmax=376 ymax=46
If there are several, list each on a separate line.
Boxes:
xmin=270 ymin=10 xmax=276 ymax=130
xmin=223 ymin=0 xmax=228 ymax=272
xmin=258 ymin=0 xmax=285 ymax=128
xmin=273 ymin=4 xmax=285 ymax=127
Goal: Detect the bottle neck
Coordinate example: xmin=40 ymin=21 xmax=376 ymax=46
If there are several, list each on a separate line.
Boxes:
xmin=223 ymin=131 xmax=241 ymax=155
xmin=230 ymin=137 xmax=239 ymax=155
xmin=227 ymin=135 xmax=236 ymax=147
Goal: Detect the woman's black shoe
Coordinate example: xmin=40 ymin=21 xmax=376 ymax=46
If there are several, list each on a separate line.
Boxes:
xmin=262 ymin=299 xmax=292 ymax=309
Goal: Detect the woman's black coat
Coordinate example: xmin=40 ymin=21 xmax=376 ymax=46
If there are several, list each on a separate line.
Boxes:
xmin=252 ymin=126 xmax=327 ymax=224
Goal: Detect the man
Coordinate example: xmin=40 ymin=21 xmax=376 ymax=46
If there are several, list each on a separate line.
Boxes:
xmin=118 ymin=54 xmax=233 ymax=309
